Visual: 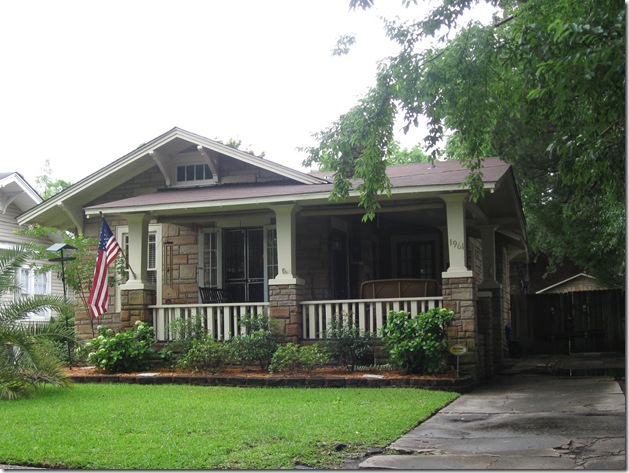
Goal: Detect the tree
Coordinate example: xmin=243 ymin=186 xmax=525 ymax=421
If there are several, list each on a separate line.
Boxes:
xmin=303 ymin=0 xmax=625 ymax=286
xmin=15 ymin=225 xmax=102 ymax=338
xmin=35 ymin=160 xmax=72 ymax=200
xmin=0 ymin=245 xmax=74 ymax=399
xmin=388 ymin=142 xmax=430 ymax=165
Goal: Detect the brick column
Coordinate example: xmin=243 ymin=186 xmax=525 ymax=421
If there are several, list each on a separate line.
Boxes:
xmin=269 ymin=283 xmax=306 ymax=344
xmin=442 ymin=276 xmax=480 ymax=380
xmin=119 ymin=288 xmax=156 ymax=332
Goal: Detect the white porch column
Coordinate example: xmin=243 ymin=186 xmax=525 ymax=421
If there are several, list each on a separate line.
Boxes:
xmin=441 ymin=193 xmax=473 ymax=278
xmin=478 ymin=224 xmax=501 ymax=290
xmin=120 ymin=213 xmax=153 ymax=290
xmin=269 ymin=204 xmax=304 ymax=285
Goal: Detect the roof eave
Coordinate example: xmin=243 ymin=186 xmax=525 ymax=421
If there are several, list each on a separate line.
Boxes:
xmin=84 ymin=183 xmax=475 ymax=217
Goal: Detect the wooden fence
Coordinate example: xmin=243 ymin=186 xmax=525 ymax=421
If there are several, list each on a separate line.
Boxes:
xmin=511 ymin=289 xmax=625 ymax=354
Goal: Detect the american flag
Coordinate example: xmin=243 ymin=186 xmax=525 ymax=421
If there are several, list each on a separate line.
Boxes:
xmin=87 ymin=218 xmax=121 ymax=318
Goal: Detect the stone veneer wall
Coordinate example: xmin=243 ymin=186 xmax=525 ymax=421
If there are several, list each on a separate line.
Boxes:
xmin=74 ymin=216 xmax=127 ymax=340
xmin=76 ymin=307 xmax=119 ymax=340
xmin=161 ymin=223 xmax=199 ymax=304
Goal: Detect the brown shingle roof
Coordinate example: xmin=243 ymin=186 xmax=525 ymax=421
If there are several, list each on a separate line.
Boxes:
xmin=87 ymin=157 xmax=510 ymax=211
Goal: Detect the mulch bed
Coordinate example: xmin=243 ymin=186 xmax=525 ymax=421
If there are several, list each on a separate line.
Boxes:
xmin=63 ymin=366 xmax=474 ymax=392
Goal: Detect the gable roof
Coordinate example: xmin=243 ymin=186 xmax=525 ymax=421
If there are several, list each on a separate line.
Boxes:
xmin=17 ymin=127 xmax=327 ymax=231
xmin=0 ymin=172 xmax=42 ymax=214
xmin=535 ymin=273 xmax=609 ymax=294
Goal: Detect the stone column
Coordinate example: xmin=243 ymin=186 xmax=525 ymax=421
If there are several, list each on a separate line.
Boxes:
xmin=440 ymin=193 xmax=473 ymax=278
xmin=269 ymin=283 xmax=307 ymax=343
xmin=118 ymin=213 xmax=156 ymax=333
xmin=119 ymin=288 xmax=156 ymax=332
xmin=442 ymin=276 xmax=480 ymax=380
xmin=269 ymin=204 xmax=303 ymax=285
xmin=268 ymin=204 xmax=305 ymax=343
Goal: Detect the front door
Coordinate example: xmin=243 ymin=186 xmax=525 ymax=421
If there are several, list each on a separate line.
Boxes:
xmin=224 ymin=228 xmax=265 ymax=302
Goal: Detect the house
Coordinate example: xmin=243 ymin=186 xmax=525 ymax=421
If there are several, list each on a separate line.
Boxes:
xmin=17 ymin=127 xmax=528 ymax=381
xmin=0 ymin=172 xmax=68 ymax=324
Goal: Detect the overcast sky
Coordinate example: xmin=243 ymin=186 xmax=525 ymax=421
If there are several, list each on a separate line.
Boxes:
xmin=1 ymin=1 xmax=493 ymax=189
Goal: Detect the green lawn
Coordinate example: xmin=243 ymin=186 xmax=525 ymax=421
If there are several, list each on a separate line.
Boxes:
xmin=0 ymin=384 xmax=458 ymax=469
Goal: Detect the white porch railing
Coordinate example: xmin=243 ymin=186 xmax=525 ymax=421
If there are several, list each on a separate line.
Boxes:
xmin=151 ymin=303 xmax=269 ymax=341
xmin=300 ymin=297 xmax=443 ymax=340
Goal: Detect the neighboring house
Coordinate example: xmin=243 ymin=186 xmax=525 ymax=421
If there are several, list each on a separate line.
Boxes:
xmin=17 ymin=128 xmax=528 ymax=381
xmin=0 ymin=172 xmax=67 ymax=324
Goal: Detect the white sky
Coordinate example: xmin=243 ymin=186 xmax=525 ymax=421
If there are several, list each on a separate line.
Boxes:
xmin=0 ymin=0 xmax=494 ymax=189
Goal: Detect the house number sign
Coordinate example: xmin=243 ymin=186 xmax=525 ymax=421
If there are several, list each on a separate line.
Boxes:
xmin=449 ymin=239 xmax=464 ymax=250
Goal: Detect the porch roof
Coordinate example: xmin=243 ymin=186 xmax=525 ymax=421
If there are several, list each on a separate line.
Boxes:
xmin=84 ymin=158 xmax=512 ymax=216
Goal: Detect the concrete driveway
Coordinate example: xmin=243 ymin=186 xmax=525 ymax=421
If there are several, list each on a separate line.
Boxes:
xmin=360 ymin=374 xmax=625 ymax=469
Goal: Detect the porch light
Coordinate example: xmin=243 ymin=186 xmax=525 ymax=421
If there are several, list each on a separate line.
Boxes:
xmin=47 ymin=243 xmax=76 ymax=365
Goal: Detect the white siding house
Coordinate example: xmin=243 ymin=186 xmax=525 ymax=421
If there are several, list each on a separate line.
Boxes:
xmin=0 ymin=172 xmax=67 ymax=323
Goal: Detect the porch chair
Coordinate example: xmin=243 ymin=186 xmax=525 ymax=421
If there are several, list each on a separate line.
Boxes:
xmin=199 ymin=286 xmax=231 ymax=304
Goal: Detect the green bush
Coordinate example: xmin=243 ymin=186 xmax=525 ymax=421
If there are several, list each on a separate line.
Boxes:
xmin=79 ymin=321 xmax=156 ymax=373
xmin=157 ymin=315 xmax=208 ymax=368
xmin=323 ymin=313 xmax=373 ymax=372
xmin=229 ymin=313 xmax=279 ymax=371
xmin=176 ymin=334 xmax=230 ymax=373
xmin=269 ymin=343 xmax=330 ymax=374
xmin=381 ymin=308 xmax=456 ymax=374
xmin=166 ymin=314 xmax=207 ymax=341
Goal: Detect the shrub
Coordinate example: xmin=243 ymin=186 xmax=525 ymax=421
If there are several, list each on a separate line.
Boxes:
xmin=176 ymin=334 xmax=230 ymax=373
xmin=80 ymin=321 xmax=156 ymax=373
xmin=381 ymin=308 xmax=456 ymax=374
xmin=323 ymin=313 xmax=373 ymax=372
xmin=166 ymin=314 xmax=207 ymax=341
xmin=157 ymin=315 xmax=208 ymax=368
xmin=269 ymin=343 xmax=330 ymax=374
xmin=229 ymin=313 xmax=279 ymax=371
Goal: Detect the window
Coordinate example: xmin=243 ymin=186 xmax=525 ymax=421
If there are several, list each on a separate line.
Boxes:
xmin=199 ymin=229 xmax=222 ymax=288
xmin=265 ymin=227 xmax=278 ymax=281
xmin=176 ymin=164 xmax=213 ymax=184
xmin=17 ymin=267 xmax=51 ymax=321
xmin=121 ymin=233 xmax=157 ymax=284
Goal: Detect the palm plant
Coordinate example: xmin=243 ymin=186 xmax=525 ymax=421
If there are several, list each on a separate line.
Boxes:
xmin=0 ymin=245 xmax=75 ymax=399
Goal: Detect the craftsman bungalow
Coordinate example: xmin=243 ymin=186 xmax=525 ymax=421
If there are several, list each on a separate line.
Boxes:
xmin=18 ymin=128 xmax=527 ymax=380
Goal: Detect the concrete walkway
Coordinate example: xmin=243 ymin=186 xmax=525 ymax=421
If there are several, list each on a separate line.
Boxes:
xmin=359 ymin=374 xmax=626 ymax=469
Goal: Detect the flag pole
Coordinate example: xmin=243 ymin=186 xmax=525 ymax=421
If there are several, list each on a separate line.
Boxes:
xmin=100 ymin=212 xmax=138 ymax=279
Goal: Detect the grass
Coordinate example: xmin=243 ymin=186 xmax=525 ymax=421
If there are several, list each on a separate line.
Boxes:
xmin=0 ymin=383 xmax=458 ymax=469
